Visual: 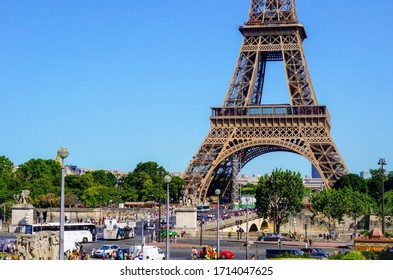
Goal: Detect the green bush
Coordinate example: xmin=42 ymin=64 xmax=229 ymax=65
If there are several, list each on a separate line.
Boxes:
xmin=330 ymin=249 xmax=393 ymax=260
xmin=272 ymin=252 xmax=311 ymax=259
xmin=328 ymin=253 xmax=345 ymax=260
xmin=384 ymin=231 xmax=393 ymax=238
xmin=378 ymin=250 xmax=393 ymax=260
xmin=361 ymin=251 xmax=379 ymax=260
xmin=359 ymin=230 xmax=369 ymax=236
xmin=342 ymin=250 xmax=366 ymax=260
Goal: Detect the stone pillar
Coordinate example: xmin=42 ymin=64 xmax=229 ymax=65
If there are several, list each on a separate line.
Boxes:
xmin=9 ymin=204 xmax=34 ymax=233
xmin=175 ymin=206 xmax=197 ymax=237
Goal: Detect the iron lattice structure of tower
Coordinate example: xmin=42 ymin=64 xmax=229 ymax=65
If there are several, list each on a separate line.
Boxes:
xmin=183 ymin=0 xmax=348 ymax=205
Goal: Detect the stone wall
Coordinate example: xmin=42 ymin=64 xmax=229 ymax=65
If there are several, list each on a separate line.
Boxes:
xmin=17 ymin=231 xmax=59 ymax=260
xmin=35 ymin=207 xmax=149 ymax=223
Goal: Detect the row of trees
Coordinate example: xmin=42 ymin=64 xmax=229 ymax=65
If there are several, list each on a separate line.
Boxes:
xmin=2 ymin=154 xmax=392 ymax=233
xmin=0 ymin=155 xmax=184 ymax=215
xmin=254 ymin=169 xmax=393 ymax=234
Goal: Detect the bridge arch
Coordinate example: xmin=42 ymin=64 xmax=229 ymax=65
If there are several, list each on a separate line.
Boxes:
xmin=198 ymin=138 xmax=321 ymax=202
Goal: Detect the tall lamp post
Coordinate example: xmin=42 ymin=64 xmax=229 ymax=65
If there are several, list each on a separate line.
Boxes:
xmin=164 ymin=175 xmax=172 ymax=260
xmin=215 ymin=189 xmax=221 ymax=259
xmin=199 ymin=220 xmax=204 ymax=246
xmin=245 ymin=197 xmax=250 ymax=260
xmin=57 ymin=146 xmax=69 ymax=260
xmin=378 ymin=158 xmax=387 ymax=234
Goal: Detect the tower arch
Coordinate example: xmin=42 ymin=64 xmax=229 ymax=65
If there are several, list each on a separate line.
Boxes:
xmin=183 ymin=0 xmax=348 ymax=205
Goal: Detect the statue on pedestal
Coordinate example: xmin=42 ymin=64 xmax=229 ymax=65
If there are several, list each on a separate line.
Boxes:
xmin=14 ymin=190 xmax=31 ymax=205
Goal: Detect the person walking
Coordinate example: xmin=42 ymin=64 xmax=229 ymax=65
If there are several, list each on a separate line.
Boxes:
xmin=191 ymin=247 xmax=197 ymax=260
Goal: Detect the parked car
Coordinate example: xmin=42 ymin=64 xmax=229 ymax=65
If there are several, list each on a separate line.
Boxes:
xmin=257 ymin=233 xmax=286 ymax=241
xmin=300 ymin=247 xmax=329 ymax=259
xmin=199 ymin=249 xmax=234 ymax=259
xmin=265 ymin=248 xmax=304 ymax=259
xmin=92 ymin=244 xmax=120 ymax=258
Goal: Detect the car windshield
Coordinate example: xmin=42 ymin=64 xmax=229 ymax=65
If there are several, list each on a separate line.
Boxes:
xmin=100 ymin=245 xmax=110 ymax=250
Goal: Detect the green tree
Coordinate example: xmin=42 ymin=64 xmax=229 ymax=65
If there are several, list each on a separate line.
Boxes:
xmin=87 ymin=170 xmax=116 ymax=188
xmin=241 ymin=183 xmax=257 ymax=195
xmin=333 ymin=174 xmax=368 ymax=193
xmin=367 ymin=169 xmax=393 ymax=204
xmin=117 ymin=174 xmax=138 ymax=202
xmin=310 ymin=188 xmax=347 ymax=234
xmin=15 ymin=159 xmax=61 ymax=205
xmin=0 ymin=156 xmax=16 ymax=203
xmin=255 ymin=168 xmax=304 ymax=233
xmin=168 ymin=175 xmax=185 ymax=202
xmin=65 ymin=173 xmax=97 ymax=198
xmin=380 ymin=190 xmax=393 ymax=227
xmin=343 ymin=188 xmax=373 ymax=231
xmin=118 ymin=161 xmax=184 ymax=203
xmin=82 ymin=185 xmax=111 ymax=207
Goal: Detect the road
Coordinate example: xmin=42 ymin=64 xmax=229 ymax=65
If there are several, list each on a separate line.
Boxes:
xmin=83 ymin=231 xmax=341 ymax=260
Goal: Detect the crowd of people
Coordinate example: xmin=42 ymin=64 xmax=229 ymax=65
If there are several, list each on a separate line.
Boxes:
xmin=0 ymin=239 xmax=18 ymax=260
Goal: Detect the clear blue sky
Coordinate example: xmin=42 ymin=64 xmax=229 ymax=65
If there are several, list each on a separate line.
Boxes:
xmin=1 ymin=0 xmax=392 ymax=177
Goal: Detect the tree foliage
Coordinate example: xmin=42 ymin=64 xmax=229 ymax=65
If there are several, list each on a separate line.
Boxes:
xmin=367 ymin=169 xmax=393 ymax=203
xmin=0 ymin=156 xmax=184 ymax=209
xmin=255 ymin=168 xmax=304 ymax=233
xmin=241 ymin=183 xmax=257 ymax=195
xmin=333 ymin=173 xmax=368 ymax=193
xmin=310 ymin=188 xmax=346 ymax=233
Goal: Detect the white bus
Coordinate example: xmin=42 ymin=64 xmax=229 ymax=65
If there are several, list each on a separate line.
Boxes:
xmin=196 ymin=204 xmax=210 ymax=213
xmin=25 ymin=223 xmax=97 ymax=243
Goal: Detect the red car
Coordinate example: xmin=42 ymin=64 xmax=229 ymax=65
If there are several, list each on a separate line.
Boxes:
xmin=199 ymin=249 xmax=234 ymax=259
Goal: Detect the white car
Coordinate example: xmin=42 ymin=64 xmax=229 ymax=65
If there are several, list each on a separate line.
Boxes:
xmin=92 ymin=244 xmax=120 ymax=258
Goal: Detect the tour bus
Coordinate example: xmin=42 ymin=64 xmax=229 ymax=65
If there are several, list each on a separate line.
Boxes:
xmin=25 ymin=222 xmax=97 ymax=243
xmin=103 ymin=218 xmax=136 ymax=240
xmin=196 ymin=204 xmax=210 ymax=213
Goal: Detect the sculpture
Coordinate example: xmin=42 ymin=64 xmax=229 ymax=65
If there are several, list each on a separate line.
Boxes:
xmin=14 ymin=190 xmax=31 ymax=205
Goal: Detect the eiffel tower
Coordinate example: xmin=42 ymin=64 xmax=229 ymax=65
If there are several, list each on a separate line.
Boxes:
xmin=182 ymin=0 xmax=348 ymax=205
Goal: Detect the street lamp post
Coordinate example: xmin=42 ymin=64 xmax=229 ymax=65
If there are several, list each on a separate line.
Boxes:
xmin=378 ymin=158 xmax=387 ymax=235
xmin=164 ymin=175 xmax=172 ymax=260
xmin=199 ymin=220 xmax=204 ymax=246
xmin=215 ymin=189 xmax=221 ymax=259
xmin=245 ymin=197 xmax=250 ymax=260
xmin=2 ymin=204 xmax=5 ymax=224
xmin=57 ymin=146 xmax=69 ymax=260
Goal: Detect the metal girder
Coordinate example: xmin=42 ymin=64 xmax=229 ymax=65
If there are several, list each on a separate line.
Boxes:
xmin=183 ymin=0 xmax=348 ymax=204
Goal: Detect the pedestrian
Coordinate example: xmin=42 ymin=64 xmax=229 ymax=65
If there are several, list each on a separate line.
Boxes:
xmin=191 ymin=247 xmax=197 ymax=260
xmin=309 ymin=239 xmax=312 ymax=247
xmin=213 ymin=248 xmax=218 ymax=260
xmin=202 ymin=246 xmax=207 ymax=257
xmin=251 ymin=254 xmax=256 ymax=260
xmin=205 ymin=248 xmax=211 ymax=260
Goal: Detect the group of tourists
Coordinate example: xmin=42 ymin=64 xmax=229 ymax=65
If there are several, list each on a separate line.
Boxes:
xmin=65 ymin=248 xmax=90 ymax=260
xmin=199 ymin=246 xmax=218 ymax=260
xmin=0 ymin=239 xmax=18 ymax=260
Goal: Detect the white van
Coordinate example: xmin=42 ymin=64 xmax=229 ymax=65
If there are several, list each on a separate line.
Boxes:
xmin=129 ymin=245 xmax=165 ymax=260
